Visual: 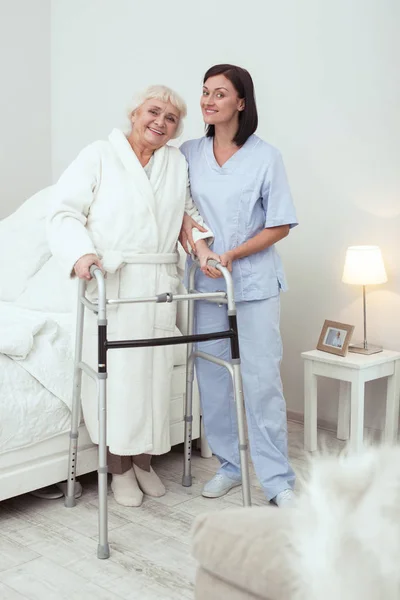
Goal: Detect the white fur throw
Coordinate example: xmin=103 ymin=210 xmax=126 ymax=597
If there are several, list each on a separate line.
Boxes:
xmin=291 ymin=446 xmax=400 ymax=600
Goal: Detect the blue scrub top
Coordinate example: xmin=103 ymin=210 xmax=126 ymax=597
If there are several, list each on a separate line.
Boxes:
xmin=180 ymin=135 xmax=298 ymax=302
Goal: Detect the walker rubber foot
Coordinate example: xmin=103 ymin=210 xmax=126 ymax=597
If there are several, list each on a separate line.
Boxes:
xmin=182 ymin=475 xmax=193 ymax=487
xmin=64 ymin=496 xmax=76 ymax=508
xmin=97 ymin=543 xmax=110 ymax=559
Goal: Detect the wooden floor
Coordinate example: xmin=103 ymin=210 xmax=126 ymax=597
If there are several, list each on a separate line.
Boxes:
xmin=0 ymin=422 xmax=343 ymax=599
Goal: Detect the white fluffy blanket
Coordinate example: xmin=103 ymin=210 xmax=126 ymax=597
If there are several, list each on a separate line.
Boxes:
xmin=0 ymin=187 xmax=75 ymax=411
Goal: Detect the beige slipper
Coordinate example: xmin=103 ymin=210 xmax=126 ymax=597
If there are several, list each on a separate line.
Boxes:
xmin=111 ymin=468 xmax=143 ymax=507
xmin=133 ymin=464 xmax=166 ymax=498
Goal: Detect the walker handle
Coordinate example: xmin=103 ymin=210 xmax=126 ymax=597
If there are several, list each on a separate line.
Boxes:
xmin=88 ymin=264 xmax=106 ymax=317
xmin=206 ymin=259 xmax=221 ymax=269
xmin=204 ymin=259 xmax=234 ymax=308
xmin=89 ymin=264 xmax=103 ymax=279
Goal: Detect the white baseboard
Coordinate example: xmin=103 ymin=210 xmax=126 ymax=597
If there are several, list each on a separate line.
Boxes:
xmin=287 ymin=410 xmax=337 ymax=433
xmin=287 ymin=410 xmax=384 ymax=440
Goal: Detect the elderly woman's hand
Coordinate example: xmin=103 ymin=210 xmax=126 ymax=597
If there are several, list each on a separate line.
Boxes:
xmin=74 ymin=254 xmax=104 ymax=280
xmin=179 ymin=213 xmax=208 ymax=254
xmin=194 ymin=240 xmax=222 ymax=279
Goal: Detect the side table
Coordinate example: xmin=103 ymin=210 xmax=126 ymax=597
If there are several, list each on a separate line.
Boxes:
xmin=302 ymin=349 xmax=400 ymax=452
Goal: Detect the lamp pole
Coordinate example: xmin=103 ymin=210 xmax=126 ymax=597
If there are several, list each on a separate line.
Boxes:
xmin=363 ymin=284 xmax=367 ymax=350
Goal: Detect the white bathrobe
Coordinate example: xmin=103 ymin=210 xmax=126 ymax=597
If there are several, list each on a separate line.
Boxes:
xmin=48 ymin=129 xmax=211 ymax=455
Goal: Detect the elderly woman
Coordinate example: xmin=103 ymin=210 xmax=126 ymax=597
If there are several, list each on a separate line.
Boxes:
xmin=47 ymin=85 xmax=218 ymax=507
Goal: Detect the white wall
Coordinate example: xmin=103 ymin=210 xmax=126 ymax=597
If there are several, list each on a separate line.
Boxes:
xmin=51 ymin=0 xmax=400 ymax=429
xmin=0 ymin=0 xmax=51 ymax=219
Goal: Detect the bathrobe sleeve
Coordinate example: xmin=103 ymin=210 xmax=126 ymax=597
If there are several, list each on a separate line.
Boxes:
xmin=47 ymin=144 xmax=100 ymax=275
xmin=184 ymin=166 xmax=214 ymax=246
xmin=261 ymin=151 xmax=298 ymax=229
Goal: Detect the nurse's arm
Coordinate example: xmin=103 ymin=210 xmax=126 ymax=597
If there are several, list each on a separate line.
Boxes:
xmin=227 ymin=225 xmax=290 ymax=262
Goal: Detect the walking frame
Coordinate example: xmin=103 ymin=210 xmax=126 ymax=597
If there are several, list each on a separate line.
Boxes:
xmin=65 ymin=259 xmax=251 ymax=559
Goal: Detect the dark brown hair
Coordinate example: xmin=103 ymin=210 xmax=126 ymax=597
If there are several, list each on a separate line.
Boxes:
xmin=203 ymin=64 xmax=258 ymax=146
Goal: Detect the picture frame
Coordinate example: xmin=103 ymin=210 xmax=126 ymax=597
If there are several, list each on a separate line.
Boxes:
xmin=316 ymin=320 xmax=355 ymax=357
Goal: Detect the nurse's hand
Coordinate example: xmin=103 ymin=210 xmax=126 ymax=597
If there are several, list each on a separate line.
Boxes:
xmin=74 ymin=254 xmax=104 ymax=280
xmin=219 ymin=251 xmax=234 ymax=273
xmin=179 ymin=213 xmax=208 ymax=254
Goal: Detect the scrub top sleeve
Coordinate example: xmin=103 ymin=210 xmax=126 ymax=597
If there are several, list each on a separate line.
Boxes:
xmin=261 ymin=151 xmax=298 ymax=229
xmin=179 ymin=141 xmax=189 ymax=161
xmin=183 ymin=164 xmax=214 ymax=246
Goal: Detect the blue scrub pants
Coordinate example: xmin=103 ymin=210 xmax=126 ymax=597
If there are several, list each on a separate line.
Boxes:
xmin=195 ymin=295 xmax=295 ymax=500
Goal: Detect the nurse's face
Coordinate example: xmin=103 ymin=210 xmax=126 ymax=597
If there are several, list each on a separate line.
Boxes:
xmin=201 ymin=75 xmax=244 ymax=127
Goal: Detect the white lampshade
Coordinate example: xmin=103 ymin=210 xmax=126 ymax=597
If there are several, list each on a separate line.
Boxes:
xmin=342 ymin=246 xmax=387 ymax=285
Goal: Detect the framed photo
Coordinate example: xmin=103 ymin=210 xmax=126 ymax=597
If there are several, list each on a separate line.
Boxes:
xmin=317 ymin=320 xmax=354 ymax=357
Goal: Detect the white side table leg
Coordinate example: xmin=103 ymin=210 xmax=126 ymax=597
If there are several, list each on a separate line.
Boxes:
xmin=337 ymin=381 xmax=351 ymax=440
xmin=304 ymin=360 xmax=318 ymax=451
xmin=350 ymin=374 xmax=365 ymax=452
xmin=385 ymin=359 xmax=400 ymax=444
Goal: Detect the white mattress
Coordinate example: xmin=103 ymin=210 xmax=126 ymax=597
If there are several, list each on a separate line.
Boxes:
xmin=0 ymin=354 xmax=71 ymax=455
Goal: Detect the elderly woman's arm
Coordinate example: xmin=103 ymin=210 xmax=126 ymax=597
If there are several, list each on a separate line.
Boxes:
xmin=47 ymin=145 xmax=103 ymax=279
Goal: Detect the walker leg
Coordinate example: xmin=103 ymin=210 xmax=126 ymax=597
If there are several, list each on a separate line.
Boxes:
xmin=65 ymin=279 xmax=86 ymax=508
xmin=97 ymin=375 xmax=109 ymax=559
xmin=183 ymin=293 xmax=195 ymax=488
xmin=200 ymin=416 xmax=212 ymax=458
xmin=182 ymin=358 xmax=194 ymax=487
xmin=229 ymin=310 xmax=251 ymax=507
xmin=232 ymin=362 xmax=251 ymax=507
xmin=97 ymin=306 xmax=109 ymax=559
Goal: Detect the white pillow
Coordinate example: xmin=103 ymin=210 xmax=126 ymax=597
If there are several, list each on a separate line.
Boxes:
xmin=16 ymin=255 xmax=75 ymax=314
xmin=0 ymin=186 xmax=54 ymax=301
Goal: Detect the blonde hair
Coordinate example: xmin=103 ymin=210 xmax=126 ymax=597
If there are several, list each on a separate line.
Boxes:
xmin=127 ymin=85 xmax=187 ymax=138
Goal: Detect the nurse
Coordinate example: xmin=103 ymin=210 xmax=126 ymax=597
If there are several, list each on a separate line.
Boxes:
xmin=180 ymin=64 xmax=298 ymax=507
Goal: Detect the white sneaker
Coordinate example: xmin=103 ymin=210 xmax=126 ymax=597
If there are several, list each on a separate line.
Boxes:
xmin=272 ymin=489 xmax=295 ymax=508
xmin=111 ymin=469 xmax=143 ymax=507
xmin=202 ymin=473 xmax=242 ymax=498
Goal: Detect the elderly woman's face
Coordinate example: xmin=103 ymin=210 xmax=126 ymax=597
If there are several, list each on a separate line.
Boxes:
xmin=131 ymin=99 xmax=180 ymax=149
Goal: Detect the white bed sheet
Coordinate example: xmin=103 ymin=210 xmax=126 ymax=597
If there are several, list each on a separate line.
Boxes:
xmin=0 ymin=354 xmax=71 ymax=455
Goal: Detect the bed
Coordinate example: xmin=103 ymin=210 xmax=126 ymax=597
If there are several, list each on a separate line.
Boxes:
xmin=0 ymin=187 xmax=203 ymax=502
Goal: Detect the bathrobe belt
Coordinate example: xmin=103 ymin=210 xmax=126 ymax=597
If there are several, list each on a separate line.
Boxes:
xmin=100 ymin=250 xmax=179 ymax=274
